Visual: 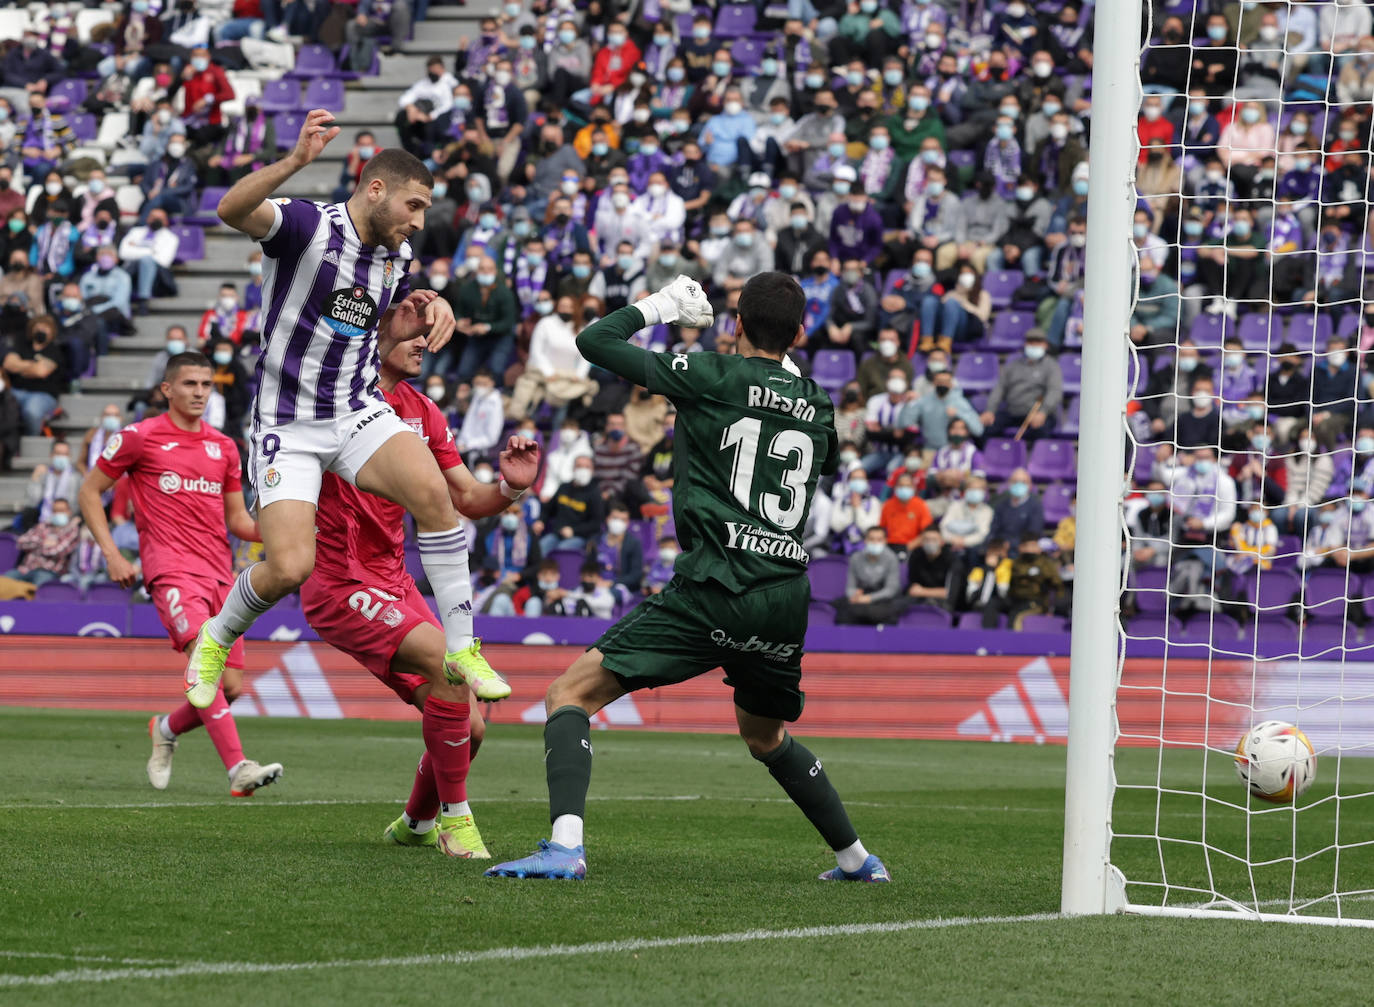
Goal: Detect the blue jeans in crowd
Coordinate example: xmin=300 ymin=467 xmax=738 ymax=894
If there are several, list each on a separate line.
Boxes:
xmin=986 ymin=245 xmax=1043 ymax=277
xmin=12 ymin=387 xmax=57 ymax=435
xmin=457 ymin=332 xmax=514 ymax=384
xmin=539 ymin=533 xmax=586 ymax=555
xmin=127 ymin=256 xmax=177 ymax=301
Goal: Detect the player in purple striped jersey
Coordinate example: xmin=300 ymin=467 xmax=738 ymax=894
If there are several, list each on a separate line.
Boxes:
xmin=181 ymin=109 xmax=515 ymax=713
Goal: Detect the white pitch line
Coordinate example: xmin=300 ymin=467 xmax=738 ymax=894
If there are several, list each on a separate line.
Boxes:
xmin=0 ymin=951 xmax=180 ymax=966
xmin=0 ymin=795 xmax=1052 ymax=814
xmin=0 ymin=914 xmax=1062 ymax=989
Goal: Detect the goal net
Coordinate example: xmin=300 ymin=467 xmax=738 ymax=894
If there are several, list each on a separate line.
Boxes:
xmin=1063 ymin=0 xmax=1374 ymax=926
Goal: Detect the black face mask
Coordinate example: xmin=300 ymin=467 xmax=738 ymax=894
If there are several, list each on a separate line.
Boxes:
xmin=554 ymin=213 xmax=570 ymax=226
xmin=579 ymin=579 xmax=597 ymax=591
xmin=149 ymin=220 xmax=165 ymax=231
xmin=0 ymin=177 xmax=11 ymax=190
xmin=842 ymin=389 xmax=859 ymax=404
xmin=1280 ymin=361 xmax=1298 ymax=373
xmin=246 ymin=107 xmax=259 ymax=121
xmin=935 ymin=385 xmax=951 ymax=398
xmin=557 ymin=311 xmax=573 ymax=322
xmin=428 ymin=72 xmax=441 ymax=83
xmin=812 ymin=265 xmax=828 ymax=277
xmin=7 ymin=261 xmax=25 ymax=273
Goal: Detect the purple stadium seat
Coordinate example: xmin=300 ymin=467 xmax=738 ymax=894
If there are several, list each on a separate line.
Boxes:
xmin=552 ymin=550 xmax=583 ymax=587
xmin=1131 ymin=568 xmax=1168 ymax=614
xmin=292 ymin=43 xmax=339 ymax=78
xmin=0 ymin=532 xmax=16 ymax=571
xmin=68 ymin=113 xmax=97 ymax=143
xmin=36 ymin=581 xmax=82 ymax=603
xmin=1299 ymin=623 xmax=1352 ymax=658
xmin=1238 ymin=312 xmax=1280 ymax=352
xmin=1177 ymin=613 xmax=1243 ymax=644
xmin=983 ymin=270 xmax=1023 ymax=310
xmin=1234 ymin=568 xmax=1301 ymax=611
xmin=806 ymin=555 xmax=848 ymax=601
xmin=1337 ymin=311 xmax=1359 ymax=342
xmin=731 ymin=37 xmax=766 ymax=70
xmin=1127 ymin=615 xmax=1184 ymax=640
xmin=715 ymin=4 xmax=757 ymax=36
xmin=259 ymin=78 xmax=300 ymax=115
xmin=1304 ymin=570 xmax=1358 ymax=622
xmin=1059 ymin=353 xmax=1083 ymax=393
xmin=1020 ymin=614 xmax=1067 ymax=633
xmin=86 ymin=582 xmax=132 ymax=605
xmin=274 ymin=110 xmax=307 ymax=145
xmin=811 ymin=349 xmax=856 ymax=392
xmin=953 ymin=352 xmax=998 ymax=392
xmin=986 ymin=310 xmax=1034 ymax=351
xmin=1286 ymin=312 xmax=1332 ymax=354
xmin=303 ymin=77 xmax=345 ymax=111
xmin=1188 ymin=312 xmax=1232 ymax=348
xmin=808 ymin=602 xmax=836 ymax=626
xmin=981 ymin=438 xmax=1027 ymax=481
xmin=947 ymin=149 xmax=976 ymax=171
xmin=1060 ymin=395 xmax=1080 ymax=436
xmin=958 ymin=611 xmax=1004 ymax=629
xmin=52 ymin=79 xmax=88 ymax=109
xmin=185 ymin=186 xmax=228 ymax=226
xmin=171 ymin=224 xmax=204 ymax=262
xmin=1042 ymin=483 xmax=1075 ymax=523
xmin=899 ymin=607 xmax=951 ymax=629
xmin=1027 ymin=439 xmax=1076 ymax=482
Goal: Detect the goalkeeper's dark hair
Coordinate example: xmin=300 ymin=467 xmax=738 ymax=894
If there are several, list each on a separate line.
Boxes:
xmin=164 ymin=350 xmax=212 ymax=383
xmin=360 ymin=148 xmax=434 ymax=191
xmin=738 ymin=271 xmax=804 ymax=356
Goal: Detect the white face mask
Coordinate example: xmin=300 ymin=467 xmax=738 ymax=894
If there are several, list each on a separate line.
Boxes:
xmin=44 ymin=181 xmax=61 ymax=196
xmin=426 ymin=385 xmax=444 ymax=401
xmin=648 ymin=183 xmax=667 ymax=198
xmin=560 ymin=428 xmax=578 ymax=445
xmin=572 ymin=468 xmax=593 ymax=486
xmin=886 ymin=377 xmax=908 ymax=395
xmin=724 ymin=101 xmax=743 ymax=116
xmin=494 ymin=70 xmax=512 ymax=86
xmin=957 ymin=272 xmax=976 ymax=289
xmin=167 ymin=143 xmax=186 ymax=158
xmin=878 ymin=340 xmax=898 ymax=358
xmin=607 ymin=517 xmax=628 ymax=536
xmin=475 ymin=468 xmax=495 ymax=484
xmin=218 ymin=296 xmax=237 ymax=312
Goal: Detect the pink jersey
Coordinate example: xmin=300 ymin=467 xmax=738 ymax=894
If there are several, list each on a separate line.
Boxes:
xmin=312 ymin=381 xmax=463 ymax=592
xmin=95 ymin=412 xmax=242 ymax=587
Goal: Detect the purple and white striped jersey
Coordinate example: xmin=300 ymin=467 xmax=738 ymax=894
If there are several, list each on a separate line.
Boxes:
xmin=254 ymin=198 xmax=412 ymax=426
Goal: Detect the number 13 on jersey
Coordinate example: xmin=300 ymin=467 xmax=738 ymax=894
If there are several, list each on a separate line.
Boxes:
xmin=720 ymin=417 xmax=814 ymax=532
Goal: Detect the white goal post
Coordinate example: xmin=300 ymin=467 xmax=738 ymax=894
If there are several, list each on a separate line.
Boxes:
xmin=1062 ymin=0 xmax=1374 ymax=928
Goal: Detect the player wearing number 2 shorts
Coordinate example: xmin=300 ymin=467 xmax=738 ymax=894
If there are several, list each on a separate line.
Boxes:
xmin=300 ymin=328 xmax=540 ymax=858
xmin=488 ymin=273 xmax=888 ymax=883
xmin=77 ymin=351 xmax=283 ymax=797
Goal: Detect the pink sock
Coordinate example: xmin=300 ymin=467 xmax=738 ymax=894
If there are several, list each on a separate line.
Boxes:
xmin=422 ymin=698 xmax=471 ymax=806
xmin=199 ymin=685 xmax=246 ymax=771
xmin=405 ymin=752 xmax=440 ymax=822
xmin=164 ymin=702 xmax=203 ymax=737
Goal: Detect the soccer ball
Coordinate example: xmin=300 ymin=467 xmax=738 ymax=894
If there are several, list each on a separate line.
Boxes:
xmin=1233 ymin=720 xmax=1317 ymax=803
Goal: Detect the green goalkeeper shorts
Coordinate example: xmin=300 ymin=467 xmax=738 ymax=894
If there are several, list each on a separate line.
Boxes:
xmin=594 ymin=574 xmax=809 ymax=722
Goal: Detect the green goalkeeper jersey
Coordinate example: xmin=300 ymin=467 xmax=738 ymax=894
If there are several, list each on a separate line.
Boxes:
xmin=577 ymin=307 xmax=839 ymax=592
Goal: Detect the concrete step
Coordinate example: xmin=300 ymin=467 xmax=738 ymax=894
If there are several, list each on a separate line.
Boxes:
xmin=81 ymin=375 xmax=147 ymax=395
xmin=0 ymin=473 xmax=31 ymax=508
xmin=19 ymin=435 xmax=52 ymax=457
xmin=97 ymin=355 xmax=155 ymax=381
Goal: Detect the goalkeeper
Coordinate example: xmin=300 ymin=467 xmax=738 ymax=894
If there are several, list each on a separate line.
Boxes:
xmin=486 ymin=273 xmax=890 ymax=883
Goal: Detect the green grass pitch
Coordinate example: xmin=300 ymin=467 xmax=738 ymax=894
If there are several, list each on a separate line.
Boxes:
xmin=4 ymin=708 xmax=1374 ymax=1005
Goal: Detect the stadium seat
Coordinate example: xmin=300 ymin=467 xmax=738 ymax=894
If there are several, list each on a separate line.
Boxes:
xmin=1027 ymin=440 xmax=1076 ymax=483
xmin=35 ymin=581 xmax=82 ymax=603
xmin=1305 ymin=570 xmax=1359 ymax=623
xmin=51 ymin=79 xmax=88 ymax=109
xmin=981 ymin=438 xmax=1027 ymax=482
xmin=68 ymin=113 xmax=97 ymax=143
xmin=1130 ymin=568 xmax=1168 ymax=614
xmin=807 ymin=602 xmax=835 ymax=626
xmin=986 ymin=310 xmax=1034 ymax=351
xmin=0 ymin=532 xmax=16 ymax=571
xmin=274 ymin=110 xmax=308 ymax=145
xmin=1187 ymin=312 xmax=1232 ymax=348
xmin=291 ymin=43 xmax=341 ymax=79
xmin=186 ymin=187 xmax=228 ymax=227
xmin=958 ymin=611 xmax=1003 ymax=629
xmin=730 ymin=37 xmax=766 ymax=71
xmin=1019 ymin=614 xmax=1067 ymax=633
xmin=1286 ymin=312 xmax=1332 ymax=355
xmin=553 ymin=551 xmax=582 ymax=588
xmin=953 ymin=352 xmax=998 ymax=392
xmin=1059 ymin=353 xmax=1083 ymax=393
xmin=1337 ymin=311 xmax=1360 ymax=342
xmin=259 ymin=78 xmax=301 ymax=115
xmin=811 ymin=349 xmax=856 ymax=392
xmin=899 ymin=607 xmax=950 ymax=629
xmin=86 ymin=582 xmax=132 ymax=605
xmin=806 ymin=555 xmax=848 ymax=601
xmin=171 ymin=224 xmax=205 ymax=262
xmin=1237 ymin=311 xmax=1279 ymax=352
xmin=1234 ymin=568 xmax=1301 ymax=611
xmin=1042 ymin=483 xmax=1075 ymax=523
xmin=715 ymin=4 xmax=757 ymax=36
xmin=1126 ymin=615 xmax=1183 ymax=640
xmin=982 ymin=271 xmax=1023 ymax=310
xmin=946 ymin=149 xmax=976 ymax=171
xmin=1298 ymin=623 xmax=1353 ymax=658
xmin=1060 ymin=395 xmax=1080 ymax=436
xmin=1176 ymin=613 xmax=1243 ymax=644
xmin=303 ymin=78 xmax=345 ymax=111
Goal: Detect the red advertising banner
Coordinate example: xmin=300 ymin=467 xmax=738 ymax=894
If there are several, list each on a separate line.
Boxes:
xmin=0 ymin=636 xmax=1255 ymax=743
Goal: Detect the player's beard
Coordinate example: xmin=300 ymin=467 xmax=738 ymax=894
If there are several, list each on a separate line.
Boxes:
xmin=369 ymin=199 xmax=409 ymax=253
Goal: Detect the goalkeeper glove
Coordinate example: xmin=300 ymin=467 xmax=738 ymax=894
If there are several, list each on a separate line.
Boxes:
xmin=635 ymin=274 xmax=715 ymax=328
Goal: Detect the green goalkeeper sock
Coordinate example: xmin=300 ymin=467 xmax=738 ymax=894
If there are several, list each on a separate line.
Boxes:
xmin=756 ymin=734 xmax=860 ymax=852
xmin=545 ymin=705 xmax=593 ymax=828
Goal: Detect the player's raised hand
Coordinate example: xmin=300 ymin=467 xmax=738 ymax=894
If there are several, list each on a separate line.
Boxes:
xmin=291 ymin=109 xmax=341 ymax=167
xmin=499 ymin=434 xmax=540 ymax=491
xmin=640 ymin=274 xmax=714 ymax=328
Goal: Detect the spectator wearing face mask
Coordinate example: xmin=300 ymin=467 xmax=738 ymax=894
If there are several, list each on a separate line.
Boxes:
xmin=0 ymin=246 xmax=40 ymax=318
xmin=712 ymin=220 xmax=770 ymax=293
xmin=208 ymin=98 xmax=278 ymax=185
xmin=534 ymin=454 xmax=604 ymax=555
xmin=879 ymin=472 xmax=932 ymax=552
xmin=454 ymin=255 xmax=518 ymax=384
xmin=857 ymin=329 xmax=914 ymax=402
xmin=835 ymin=526 xmax=904 ymax=626
xmin=1225 ymin=503 xmax=1277 ymax=578
xmin=591 ymin=501 xmax=643 ymax=595
xmin=1173 ymin=375 xmax=1222 ymax=450
xmin=145 ymin=326 xmax=189 ymax=390
xmin=138 ymin=133 xmax=197 ymax=223
xmin=117 ymin=209 xmax=180 ymax=313
xmin=1300 ymin=500 xmax=1350 ymax=571
xmin=80 ymin=403 xmax=124 ymax=476
xmin=1170 ymin=448 xmax=1238 ymax=580
xmin=23 ymin=439 xmax=79 ymax=527
xmin=4 ymin=316 xmax=66 ymax=435
xmin=823 ymin=260 xmax=879 ymax=356
xmin=540 ymin=419 xmax=593 ymax=504
xmin=899 ymin=367 xmax=984 ymax=452
xmin=197 ymin=284 xmax=249 ymax=346
xmin=831 ymin=464 xmax=883 ymax=549
xmin=1128 ymin=258 xmax=1180 ymax=347
xmin=178 ymin=47 xmax=235 ymax=145
xmin=906 ymin=524 xmax=954 ymax=610
xmin=930 ymin=262 xmax=992 ymax=352
xmin=206 ymin=337 xmax=250 ymax=434
xmin=76 ymin=244 xmax=131 ymax=326
xmin=990 ymin=469 xmax=1045 ymax=555
xmin=5 ymin=498 xmax=80 ymax=585
xmin=54 ymin=282 xmax=107 ymax=378
xmin=457 ymin=369 xmax=506 ymax=462
xmin=1281 ymin=427 xmax=1333 ymax=534
xmin=938 ymin=474 xmax=994 ymax=553
xmin=591 ymin=412 xmax=642 ymax=501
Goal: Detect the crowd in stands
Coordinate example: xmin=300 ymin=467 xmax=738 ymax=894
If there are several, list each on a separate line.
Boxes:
xmin=3 ymin=0 xmax=1373 ymax=637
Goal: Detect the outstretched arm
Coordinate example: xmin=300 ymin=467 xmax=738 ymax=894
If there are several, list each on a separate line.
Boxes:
xmin=218 ymin=109 xmax=341 ymax=238
xmin=444 ymin=436 xmax=540 ymax=519
xmin=575 ymin=275 xmax=714 ymax=384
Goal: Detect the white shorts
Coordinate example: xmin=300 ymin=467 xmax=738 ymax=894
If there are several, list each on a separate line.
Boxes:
xmin=248 ymin=404 xmax=414 ymax=508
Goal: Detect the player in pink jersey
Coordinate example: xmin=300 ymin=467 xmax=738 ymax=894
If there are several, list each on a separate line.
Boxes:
xmin=78 ymin=351 xmax=283 ymax=798
xmin=300 ymin=327 xmax=539 ymax=858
